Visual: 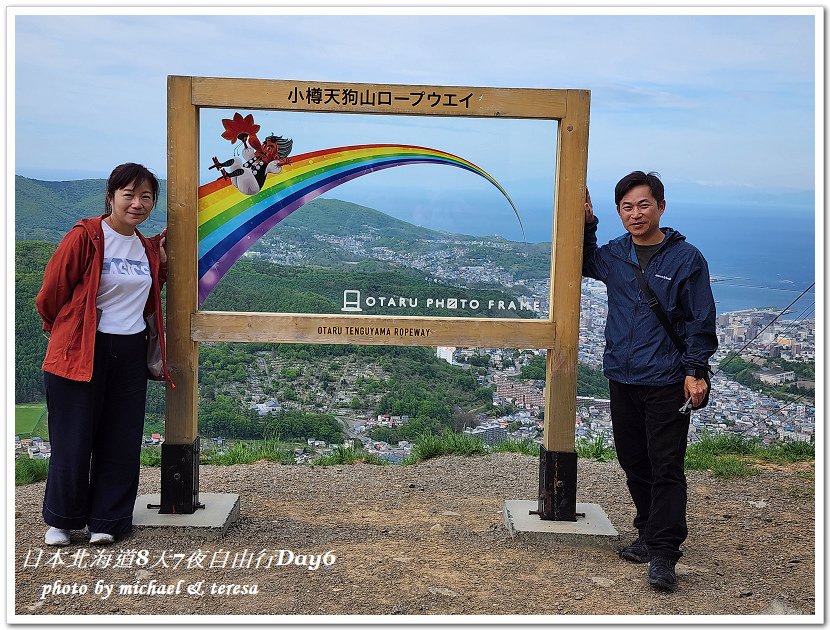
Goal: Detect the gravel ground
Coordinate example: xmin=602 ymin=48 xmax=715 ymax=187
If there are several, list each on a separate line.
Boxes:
xmin=14 ymin=453 xmax=816 ymax=620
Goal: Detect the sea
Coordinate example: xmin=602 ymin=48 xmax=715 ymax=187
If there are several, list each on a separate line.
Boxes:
xmin=664 ymin=204 xmax=816 ymax=319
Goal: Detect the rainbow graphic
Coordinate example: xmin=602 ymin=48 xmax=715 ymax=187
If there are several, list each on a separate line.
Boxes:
xmin=197 ymin=143 xmax=522 ymax=305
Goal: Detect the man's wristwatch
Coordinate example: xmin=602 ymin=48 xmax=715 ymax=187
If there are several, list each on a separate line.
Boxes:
xmin=687 ymin=367 xmax=709 ymax=379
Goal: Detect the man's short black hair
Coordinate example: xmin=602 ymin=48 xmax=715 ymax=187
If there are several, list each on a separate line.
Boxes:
xmin=104 ymin=163 xmax=160 ymax=214
xmin=614 ymin=171 xmax=664 ymax=206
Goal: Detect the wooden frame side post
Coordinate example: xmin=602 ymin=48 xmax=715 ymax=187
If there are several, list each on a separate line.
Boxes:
xmin=160 ymin=75 xmax=201 ymax=514
xmin=538 ymin=90 xmax=590 ymax=520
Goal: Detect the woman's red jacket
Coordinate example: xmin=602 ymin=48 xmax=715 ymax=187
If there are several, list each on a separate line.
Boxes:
xmin=36 ymin=216 xmax=169 ymax=383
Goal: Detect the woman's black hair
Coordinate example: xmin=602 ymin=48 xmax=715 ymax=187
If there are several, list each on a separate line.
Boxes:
xmin=614 ymin=171 xmax=664 ymax=206
xmin=104 ymin=163 xmax=160 ymax=215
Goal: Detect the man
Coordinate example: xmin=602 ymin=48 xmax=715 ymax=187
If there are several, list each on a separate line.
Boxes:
xmin=582 ymin=171 xmax=717 ymax=592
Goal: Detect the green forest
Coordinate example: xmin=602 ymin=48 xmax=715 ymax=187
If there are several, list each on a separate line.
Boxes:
xmin=201 ymin=258 xmax=537 ymax=318
xmin=15 ymin=175 xmax=168 ymax=242
xmin=15 ymin=241 xmax=53 ymax=401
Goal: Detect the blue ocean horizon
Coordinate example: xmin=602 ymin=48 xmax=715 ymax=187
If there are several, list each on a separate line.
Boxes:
xmin=669 ymin=203 xmax=815 ymax=319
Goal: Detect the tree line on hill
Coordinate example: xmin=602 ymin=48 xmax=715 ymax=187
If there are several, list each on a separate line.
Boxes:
xmin=201 ymin=258 xmax=538 ymax=318
xmin=15 ymin=175 xmax=168 ymax=243
xmin=718 ymin=353 xmax=814 ymax=402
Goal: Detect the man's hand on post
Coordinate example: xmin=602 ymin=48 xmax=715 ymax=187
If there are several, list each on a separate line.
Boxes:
xmin=585 ymin=188 xmax=594 ymax=224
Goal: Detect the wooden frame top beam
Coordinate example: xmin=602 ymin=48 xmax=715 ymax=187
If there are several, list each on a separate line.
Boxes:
xmin=188 ymin=76 xmax=573 ymax=120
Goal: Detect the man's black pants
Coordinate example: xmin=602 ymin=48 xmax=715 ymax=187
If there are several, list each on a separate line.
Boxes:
xmin=43 ymin=330 xmax=148 ymax=537
xmin=609 ymin=380 xmax=690 ymax=563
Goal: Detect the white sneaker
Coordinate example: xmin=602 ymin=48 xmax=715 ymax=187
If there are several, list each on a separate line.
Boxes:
xmin=89 ymin=532 xmax=115 ymax=546
xmin=45 ymin=527 xmax=70 ymax=546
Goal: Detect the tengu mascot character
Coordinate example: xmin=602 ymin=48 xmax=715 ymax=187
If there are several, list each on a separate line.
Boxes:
xmin=210 ymin=112 xmax=293 ymax=196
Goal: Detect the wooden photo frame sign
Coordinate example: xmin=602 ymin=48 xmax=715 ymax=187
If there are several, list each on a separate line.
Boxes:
xmin=166 ymin=75 xmax=589 ymax=455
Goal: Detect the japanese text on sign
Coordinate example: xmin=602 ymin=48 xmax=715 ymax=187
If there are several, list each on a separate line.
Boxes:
xmin=287 ymin=86 xmax=475 ymax=110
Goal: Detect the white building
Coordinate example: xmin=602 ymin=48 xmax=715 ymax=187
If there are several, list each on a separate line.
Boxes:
xmin=436 ymin=346 xmax=456 ymax=364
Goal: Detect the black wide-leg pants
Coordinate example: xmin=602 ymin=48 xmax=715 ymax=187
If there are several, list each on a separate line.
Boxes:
xmin=43 ymin=330 xmax=148 ymax=537
xmin=609 ymin=380 xmax=690 ymax=562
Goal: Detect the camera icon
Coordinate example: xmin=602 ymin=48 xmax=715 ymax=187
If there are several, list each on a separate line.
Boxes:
xmin=342 ymin=290 xmax=363 ymax=312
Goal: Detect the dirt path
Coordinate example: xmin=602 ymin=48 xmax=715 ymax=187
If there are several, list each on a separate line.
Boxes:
xmin=14 ymin=454 xmax=816 ymax=619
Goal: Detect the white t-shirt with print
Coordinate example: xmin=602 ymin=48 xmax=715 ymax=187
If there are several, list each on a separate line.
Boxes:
xmin=97 ymin=220 xmax=152 ymax=334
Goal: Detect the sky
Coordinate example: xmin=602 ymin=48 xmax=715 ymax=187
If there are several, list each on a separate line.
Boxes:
xmin=9 ymin=7 xmax=821 ymax=241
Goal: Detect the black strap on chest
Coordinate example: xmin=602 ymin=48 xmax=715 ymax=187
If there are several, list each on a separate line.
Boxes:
xmin=635 ymin=265 xmax=713 ymax=411
xmin=633 ymin=265 xmax=686 ymax=355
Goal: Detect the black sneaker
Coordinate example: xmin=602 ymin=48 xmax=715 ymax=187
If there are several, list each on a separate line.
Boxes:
xmin=618 ymin=535 xmax=650 ymax=563
xmin=648 ymin=556 xmax=678 ymax=592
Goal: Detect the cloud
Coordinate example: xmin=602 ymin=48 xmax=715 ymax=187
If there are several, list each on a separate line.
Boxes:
xmin=12 ymin=11 xmax=817 ymax=194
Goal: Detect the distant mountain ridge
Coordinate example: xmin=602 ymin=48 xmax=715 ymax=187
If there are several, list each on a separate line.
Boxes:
xmin=15 ymin=175 xmax=169 ymax=242
xmin=279 ymin=197 xmax=451 ymax=241
xmin=15 ymin=176 xmax=459 ymax=243
xmin=15 ymin=175 xmax=551 ymax=280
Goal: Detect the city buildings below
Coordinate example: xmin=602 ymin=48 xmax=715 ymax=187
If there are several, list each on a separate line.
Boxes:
xmin=463 ymin=421 xmax=508 ymax=446
xmin=14 ymin=436 xmax=51 ymax=460
xmin=492 ymin=373 xmax=545 ymax=411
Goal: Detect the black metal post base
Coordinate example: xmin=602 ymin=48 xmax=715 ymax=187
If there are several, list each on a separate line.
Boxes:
xmin=158 ymin=437 xmax=201 ymax=514
xmin=535 ymin=446 xmax=577 ymax=521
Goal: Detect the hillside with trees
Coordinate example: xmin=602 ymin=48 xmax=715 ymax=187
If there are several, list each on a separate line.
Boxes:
xmin=15 ymin=241 xmax=53 ymax=401
xmin=202 ymin=258 xmax=537 ymax=318
xmin=15 ymin=175 xmax=168 ymax=242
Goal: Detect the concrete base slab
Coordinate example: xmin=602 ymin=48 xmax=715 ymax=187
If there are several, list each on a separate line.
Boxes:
xmin=503 ymin=500 xmax=619 ymax=548
xmin=133 ymin=493 xmax=240 ymax=539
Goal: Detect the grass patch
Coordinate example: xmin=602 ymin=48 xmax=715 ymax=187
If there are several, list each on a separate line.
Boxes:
xmin=311 ymin=446 xmax=387 ymax=466
xmin=758 ymin=439 xmax=815 ymax=464
xmin=15 ymin=457 xmax=49 ymax=486
xmin=684 ymin=432 xmax=814 ymax=478
xmin=685 ymin=432 xmax=758 ymax=477
xmin=405 ymin=431 xmax=488 ymax=464
xmin=706 ymin=455 xmax=757 ymax=478
xmin=201 ymin=440 xmax=295 ymax=465
xmin=575 ymin=434 xmax=617 ymax=462
xmin=692 ymin=432 xmax=760 ymax=456
xmin=111 ymin=427 xmax=823 ymax=480
xmin=140 ymin=446 xmax=162 ymax=467
xmin=684 ymin=449 xmax=757 ymax=477
xmin=15 ymin=404 xmax=46 ymax=437
xmin=491 ymin=438 xmax=539 ymax=457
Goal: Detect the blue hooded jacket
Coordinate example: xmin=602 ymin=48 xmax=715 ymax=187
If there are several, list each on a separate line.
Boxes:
xmin=583 ymin=217 xmax=717 ymax=386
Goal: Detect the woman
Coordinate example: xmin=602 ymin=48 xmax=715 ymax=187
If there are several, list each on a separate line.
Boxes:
xmin=36 ymin=163 xmax=169 ymax=546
